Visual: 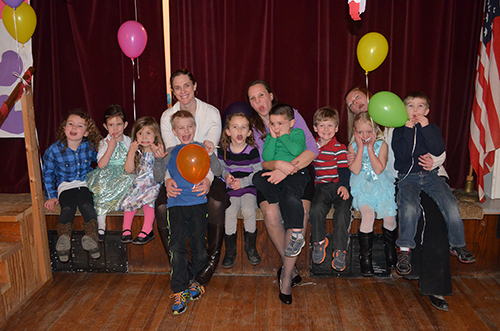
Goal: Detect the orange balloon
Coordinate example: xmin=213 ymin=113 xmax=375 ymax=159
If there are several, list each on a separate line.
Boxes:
xmin=176 ymin=144 xmax=210 ymax=184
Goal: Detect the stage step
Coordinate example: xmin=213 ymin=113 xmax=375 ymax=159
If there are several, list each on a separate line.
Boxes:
xmin=0 ymin=241 xmax=22 ymax=294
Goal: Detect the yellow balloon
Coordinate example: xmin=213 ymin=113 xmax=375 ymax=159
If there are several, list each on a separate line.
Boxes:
xmin=356 ymin=32 xmax=389 ymax=73
xmin=2 ymin=2 xmax=37 ymax=44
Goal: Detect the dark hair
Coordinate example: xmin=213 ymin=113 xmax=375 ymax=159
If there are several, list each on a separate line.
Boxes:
xmin=246 ymin=79 xmax=279 ymax=141
xmin=103 ymin=104 xmax=127 ymax=125
xmin=170 ymin=110 xmax=195 ymax=128
xmin=403 ymin=91 xmax=430 ymax=108
xmin=130 ymin=116 xmax=164 ymax=170
xmin=55 ymin=108 xmax=102 ymax=152
xmin=170 ymin=68 xmax=197 ymax=102
xmin=220 ymin=112 xmax=255 ymax=161
xmin=269 ymin=103 xmax=294 ymax=121
xmin=313 ymin=107 xmax=340 ymax=127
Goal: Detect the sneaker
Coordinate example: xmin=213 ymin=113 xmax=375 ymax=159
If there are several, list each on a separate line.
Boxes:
xmin=396 ymin=249 xmax=412 ymax=275
xmin=450 ymin=246 xmax=476 ymax=263
xmin=284 ymin=233 xmax=305 ymax=257
xmin=170 ymin=290 xmax=190 ymax=315
xmin=188 ymin=281 xmax=205 ymax=301
xmin=312 ymin=238 xmax=329 ymax=264
xmin=332 ymin=249 xmax=347 ymax=272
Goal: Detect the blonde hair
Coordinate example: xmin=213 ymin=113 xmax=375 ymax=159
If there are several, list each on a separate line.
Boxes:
xmin=170 ymin=110 xmax=195 ymax=129
xmin=220 ymin=112 xmax=255 ymax=161
xmin=130 ymin=116 xmax=164 ymax=170
xmin=351 ymin=112 xmax=384 ymax=145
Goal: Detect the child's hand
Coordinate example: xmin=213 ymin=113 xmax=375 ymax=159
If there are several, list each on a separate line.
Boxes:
xmin=262 ymin=169 xmax=286 ymax=185
xmin=130 ymin=141 xmax=140 ymax=153
xmin=165 ymin=178 xmax=181 ymax=198
xmin=204 ymin=140 xmax=215 ymax=155
xmin=279 ymin=121 xmax=291 ymax=137
xmin=418 ymin=153 xmax=434 ymax=171
xmin=192 ymin=177 xmax=211 ymax=196
xmin=44 ymin=198 xmax=59 ymax=211
xmin=267 ymin=122 xmax=278 ymax=139
xmin=151 ymin=143 xmax=167 ymax=158
xmin=354 ymin=132 xmax=364 ymax=148
xmin=107 ymin=136 xmax=118 ymax=151
xmin=405 ymin=118 xmax=416 ymax=128
xmin=228 ymin=177 xmax=241 ymax=190
xmin=365 ymin=131 xmax=376 ymax=149
xmin=413 ymin=114 xmax=429 ymax=127
xmin=225 ymin=173 xmax=235 ymax=185
xmin=338 ymin=186 xmax=350 ymax=200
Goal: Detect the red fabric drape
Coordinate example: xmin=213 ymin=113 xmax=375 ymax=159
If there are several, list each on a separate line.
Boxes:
xmin=0 ymin=0 xmax=483 ymax=193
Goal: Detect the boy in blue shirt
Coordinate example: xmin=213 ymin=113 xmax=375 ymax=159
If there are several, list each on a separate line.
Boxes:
xmin=392 ymin=91 xmax=475 ymax=275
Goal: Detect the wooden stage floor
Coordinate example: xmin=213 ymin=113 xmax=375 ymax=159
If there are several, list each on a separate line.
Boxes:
xmin=2 ymin=272 xmax=500 ymax=331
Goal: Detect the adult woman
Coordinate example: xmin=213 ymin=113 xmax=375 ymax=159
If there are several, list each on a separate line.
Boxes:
xmin=246 ymin=80 xmax=319 ymax=304
xmin=155 ymin=68 xmax=226 ymax=286
xmin=345 ymin=87 xmax=452 ymax=311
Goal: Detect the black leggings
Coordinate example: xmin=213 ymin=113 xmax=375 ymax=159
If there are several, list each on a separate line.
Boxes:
xmin=58 ymin=187 xmax=97 ymax=224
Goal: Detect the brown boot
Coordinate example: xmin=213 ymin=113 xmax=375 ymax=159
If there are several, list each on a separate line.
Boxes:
xmin=56 ymin=222 xmax=73 ymax=262
xmin=82 ymin=219 xmax=101 ymax=259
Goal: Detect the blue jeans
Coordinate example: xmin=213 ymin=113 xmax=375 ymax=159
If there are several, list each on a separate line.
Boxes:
xmin=396 ymin=169 xmax=465 ymax=249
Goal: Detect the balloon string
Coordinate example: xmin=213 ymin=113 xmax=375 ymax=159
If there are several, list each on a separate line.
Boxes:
xmin=132 ymin=58 xmax=137 ymax=121
xmin=134 ymin=0 xmax=138 ymax=21
xmin=365 ymin=72 xmax=370 ymax=104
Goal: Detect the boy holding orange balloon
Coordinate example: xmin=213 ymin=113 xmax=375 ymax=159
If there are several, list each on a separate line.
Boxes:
xmin=153 ymin=110 xmax=219 ymax=315
xmin=392 ymin=91 xmax=475 ymax=276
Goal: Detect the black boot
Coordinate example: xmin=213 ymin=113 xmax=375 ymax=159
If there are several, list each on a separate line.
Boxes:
xmin=358 ymin=231 xmax=374 ymax=277
xmin=195 ymin=223 xmax=224 ymax=286
xmin=244 ymin=230 xmax=261 ymax=265
xmin=383 ymin=227 xmax=398 ymax=270
xmin=158 ymin=226 xmax=170 ymax=255
xmin=222 ymin=233 xmax=237 ymax=268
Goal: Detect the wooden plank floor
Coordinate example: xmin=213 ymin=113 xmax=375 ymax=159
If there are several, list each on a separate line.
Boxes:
xmin=2 ymin=273 xmax=500 ymax=331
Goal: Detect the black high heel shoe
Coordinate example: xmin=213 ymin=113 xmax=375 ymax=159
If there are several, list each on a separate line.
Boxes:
xmin=278 ymin=271 xmax=292 ymax=305
xmin=277 ymin=266 xmax=302 ymax=288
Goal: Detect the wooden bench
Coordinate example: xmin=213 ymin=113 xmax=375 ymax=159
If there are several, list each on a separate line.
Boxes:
xmin=42 ymin=191 xmax=491 ymax=276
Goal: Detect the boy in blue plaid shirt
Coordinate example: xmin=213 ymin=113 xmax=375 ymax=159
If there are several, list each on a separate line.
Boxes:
xmin=43 ymin=109 xmax=103 ymax=262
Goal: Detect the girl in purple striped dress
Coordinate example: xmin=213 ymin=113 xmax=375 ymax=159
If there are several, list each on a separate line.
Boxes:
xmin=216 ymin=112 xmax=263 ymax=268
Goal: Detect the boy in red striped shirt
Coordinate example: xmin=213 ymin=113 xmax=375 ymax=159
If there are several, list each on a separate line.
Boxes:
xmin=309 ymin=107 xmax=352 ymax=271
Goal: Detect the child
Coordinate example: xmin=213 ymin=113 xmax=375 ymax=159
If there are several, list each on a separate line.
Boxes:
xmin=121 ymin=117 xmax=163 ymax=245
xmin=348 ymin=112 xmax=397 ymax=277
xmin=252 ymin=103 xmax=309 ymax=258
xmin=153 ymin=110 xmax=213 ymax=315
xmin=392 ymin=91 xmax=475 ymax=275
xmin=86 ymin=105 xmax=136 ymax=242
xmin=309 ymin=107 xmax=352 ymax=272
xmin=215 ymin=112 xmax=263 ymax=268
xmin=43 ymin=109 xmax=103 ymax=262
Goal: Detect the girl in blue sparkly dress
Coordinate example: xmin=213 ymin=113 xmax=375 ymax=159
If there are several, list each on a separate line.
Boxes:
xmin=86 ymin=105 xmax=136 ymax=242
xmin=348 ymin=112 xmax=397 ymax=276
xmin=121 ymin=117 xmax=164 ymax=245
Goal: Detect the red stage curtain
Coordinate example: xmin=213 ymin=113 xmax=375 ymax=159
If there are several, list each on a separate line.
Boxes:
xmin=0 ymin=1 xmax=483 ymax=193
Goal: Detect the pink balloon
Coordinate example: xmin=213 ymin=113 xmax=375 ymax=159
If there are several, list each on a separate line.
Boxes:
xmin=117 ymin=20 xmax=148 ymax=59
xmin=3 ymin=0 xmax=24 ymax=9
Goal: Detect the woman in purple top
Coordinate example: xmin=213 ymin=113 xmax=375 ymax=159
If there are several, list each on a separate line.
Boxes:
xmin=246 ymin=80 xmax=319 ymax=304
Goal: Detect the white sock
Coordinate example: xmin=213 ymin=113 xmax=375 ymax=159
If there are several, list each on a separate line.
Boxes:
xmin=400 ymin=247 xmax=410 ymax=252
xmin=97 ymin=214 xmax=106 ymax=232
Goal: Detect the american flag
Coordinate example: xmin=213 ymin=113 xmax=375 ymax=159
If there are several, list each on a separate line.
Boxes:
xmin=470 ymin=0 xmax=500 ymax=202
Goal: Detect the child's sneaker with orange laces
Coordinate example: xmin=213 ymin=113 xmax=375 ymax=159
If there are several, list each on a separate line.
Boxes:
xmin=170 ymin=289 xmax=190 ymax=315
xmin=188 ymin=281 xmax=205 ymax=301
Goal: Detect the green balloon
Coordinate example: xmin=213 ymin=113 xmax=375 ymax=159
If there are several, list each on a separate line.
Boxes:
xmin=368 ymin=91 xmax=408 ymax=127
